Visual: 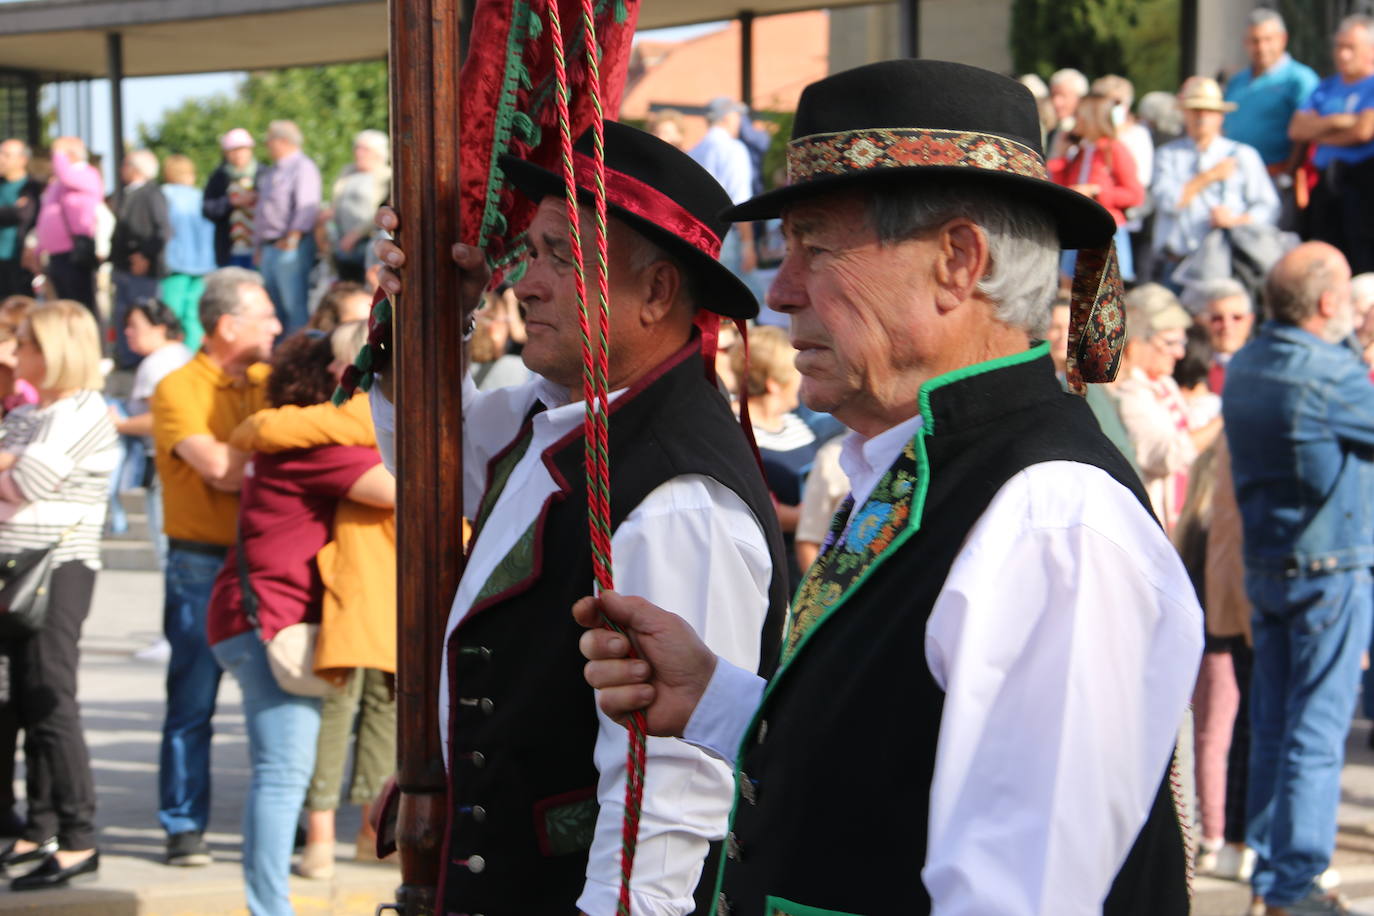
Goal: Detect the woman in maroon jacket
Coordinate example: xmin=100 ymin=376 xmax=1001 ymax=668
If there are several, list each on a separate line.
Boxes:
xmin=1049 ymin=92 xmax=1145 ymax=281
xmin=206 ymin=330 xmax=393 ymax=916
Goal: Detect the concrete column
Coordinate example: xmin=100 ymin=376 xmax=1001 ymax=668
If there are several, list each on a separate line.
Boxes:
xmin=107 ymin=31 xmax=124 ymax=204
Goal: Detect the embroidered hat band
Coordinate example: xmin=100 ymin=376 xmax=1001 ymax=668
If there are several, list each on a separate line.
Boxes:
xmin=787 ymin=127 xmax=1050 ymax=185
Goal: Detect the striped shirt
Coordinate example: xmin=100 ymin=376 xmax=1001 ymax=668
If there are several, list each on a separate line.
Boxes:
xmin=0 ymin=390 xmax=119 ymax=568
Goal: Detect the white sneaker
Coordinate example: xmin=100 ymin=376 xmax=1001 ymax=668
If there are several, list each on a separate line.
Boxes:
xmin=1197 ymin=837 xmax=1223 ymax=875
xmin=1214 ymin=844 xmax=1257 ymax=882
xmin=133 ymin=638 xmax=171 ymax=664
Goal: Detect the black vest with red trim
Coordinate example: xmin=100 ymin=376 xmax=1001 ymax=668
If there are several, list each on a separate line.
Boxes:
xmin=713 ymin=350 xmax=1189 ymax=916
xmin=441 ymin=340 xmax=790 ymax=916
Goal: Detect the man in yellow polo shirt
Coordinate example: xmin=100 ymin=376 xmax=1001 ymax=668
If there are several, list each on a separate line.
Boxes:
xmin=151 ymin=266 xmax=279 ymax=867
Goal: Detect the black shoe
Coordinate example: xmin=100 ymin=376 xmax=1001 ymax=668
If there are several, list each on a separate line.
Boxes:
xmin=0 ymin=837 xmax=56 ymax=868
xmin=165 ymin=831 xmax=211 ymax=867
xmin=10 ymin=850 xmax=98 ymax=890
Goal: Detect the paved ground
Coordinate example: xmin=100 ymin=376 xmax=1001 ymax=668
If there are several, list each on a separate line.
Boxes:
xmin=0 ymin=567 xmax=400 ymax=915
xmin=9 ymin=556 xmax=1374 ymax=913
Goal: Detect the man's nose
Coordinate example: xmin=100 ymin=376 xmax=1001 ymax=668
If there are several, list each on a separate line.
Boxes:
xmin=765 ymin=254 xmax=808 ymax=314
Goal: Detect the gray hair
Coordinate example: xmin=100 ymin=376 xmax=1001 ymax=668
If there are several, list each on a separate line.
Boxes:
xmin=866 ymin=184 xmax=1059 ymax=338
xmin=1181 ymin=277 xmax=1251 ymax=315
xmin=1138 ymin=90 xmax=1184 ymax=136
xmin=1249 ymin=8 xmax=1286 ymax=32
xmin=127 ymin=149 xmax=159 ymax=181
xmin=1018 ymin=74 xmax=1049 ymax=100
xmin=354 ymin=129 xmax=390 ymax=164
xmin=1266 ymin=256 xmax=1335 ymax=327
xmin=1049 ymin=68 xmax=1089 ymax=97
xmin=266 ymin=119 xmax=304 ymax=147
xmin=199 ymin=267 xmax=265 ymax=338
xmin=1351 ymin=272 xmax=1374 ymax=310
xmin=1339 ymin=14 xmax=1374 ymax=41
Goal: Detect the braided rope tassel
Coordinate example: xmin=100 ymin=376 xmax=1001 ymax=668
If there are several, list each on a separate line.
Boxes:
xmin=1169 ymin=730 xmax=1194 ymax=896
xmin=546 ymin=3 xmax=648 ymax=914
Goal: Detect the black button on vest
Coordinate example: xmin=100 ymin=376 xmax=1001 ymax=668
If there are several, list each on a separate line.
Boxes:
xmin=441 ymin=340 xmax=790 ymax=916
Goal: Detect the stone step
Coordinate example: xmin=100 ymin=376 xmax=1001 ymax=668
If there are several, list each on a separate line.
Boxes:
xmin=106 ymin=512 xmax=150 ymax=543
xmin=100 ymin=539 xmax=159 ymax=572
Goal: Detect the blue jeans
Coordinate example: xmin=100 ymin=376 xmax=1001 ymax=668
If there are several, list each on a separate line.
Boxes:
xmin=259 ymin=237 xmax=316 ymax=335
xmin=1245 ymin=568 xmax=1372 ymax=906
xmin=211 ymin=631 xmax=321 ymax=916
xmin=158 ymin=545 xmax=227 ymax=837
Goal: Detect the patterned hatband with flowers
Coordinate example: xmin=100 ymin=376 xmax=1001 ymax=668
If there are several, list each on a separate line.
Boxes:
xmin=786 ymin=127 xmax=1049 ymax=186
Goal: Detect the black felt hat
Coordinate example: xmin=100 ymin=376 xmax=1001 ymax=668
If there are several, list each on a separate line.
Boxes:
xmin=724 ymin=59 xmax=1117 ymax=250
xmin=498 ymin=121 xmax=758 ymax=319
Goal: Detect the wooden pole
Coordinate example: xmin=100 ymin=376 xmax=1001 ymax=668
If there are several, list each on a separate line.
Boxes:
xmin=385 ymin=0 xmax=464 ymax=912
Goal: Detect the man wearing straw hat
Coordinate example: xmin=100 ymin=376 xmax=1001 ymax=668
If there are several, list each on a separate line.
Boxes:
xmin=371 ymin=121 xmax=790 ymax=915
xmin=578 ymin=59 xmax=1202 ymax=915
xmin=1152 ymin=76 xmax=1280 ymax=286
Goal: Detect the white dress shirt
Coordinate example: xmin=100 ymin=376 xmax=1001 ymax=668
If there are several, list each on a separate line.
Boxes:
xmin=372 ymin=371 xmax=774 ymax=916
xmin=685 ymin=421 xmax=1203 ymax=916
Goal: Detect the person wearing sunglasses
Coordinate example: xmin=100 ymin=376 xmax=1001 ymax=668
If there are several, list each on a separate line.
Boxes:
xmin=1113 ymin=283 xmax=1225 ymax=533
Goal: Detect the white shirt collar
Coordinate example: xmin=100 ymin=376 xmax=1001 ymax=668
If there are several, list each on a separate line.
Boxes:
xmin=838 ymin=413 xmax=925 ymax=511
xmin=529 ymin=376 xmax=628 ymax=445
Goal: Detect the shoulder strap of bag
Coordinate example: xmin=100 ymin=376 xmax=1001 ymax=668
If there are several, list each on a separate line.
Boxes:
xmin=235 ymin=523 xmax=263 ymax=636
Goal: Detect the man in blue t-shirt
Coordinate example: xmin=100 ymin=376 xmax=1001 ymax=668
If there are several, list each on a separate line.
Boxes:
xmin=1226 ymin=9 xmax=1319 ymax=169
xmin=1290 ymin=14 xmax=1374 ymax=273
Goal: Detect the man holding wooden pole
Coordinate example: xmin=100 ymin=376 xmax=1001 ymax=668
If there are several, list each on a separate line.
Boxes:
xmin=372 ymin=122 xmax=789 ymax=915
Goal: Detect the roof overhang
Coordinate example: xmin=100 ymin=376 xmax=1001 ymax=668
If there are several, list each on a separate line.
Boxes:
xmin=0 ymin=0 xmax=866 ymax=80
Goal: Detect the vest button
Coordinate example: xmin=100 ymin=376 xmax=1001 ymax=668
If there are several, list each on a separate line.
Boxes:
xmin=717 ymin=892 xmax=732 ymax=915
xmin=756 ymin=719 xmax=768 ymax=743
xmin=726 ymin=831 xmax=743 ymax=861
xmin=471 ymin=804 xmax=487 ymax=823
xmin=467 ymin=854 xmax=486 ymax=874
xmin=468 ymin=751 xmax=486 ymax=768
xmin=480 ymin=697 xmax=495 ymax=715
xmin=738 ymin=772 xmax=757 ymax=806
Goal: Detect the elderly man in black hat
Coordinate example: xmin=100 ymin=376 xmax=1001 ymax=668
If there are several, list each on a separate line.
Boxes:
xmin=370 ymin=122 xmax=789 ymax=915
xmin=578 ymin=59 xmax=1203 ymax=916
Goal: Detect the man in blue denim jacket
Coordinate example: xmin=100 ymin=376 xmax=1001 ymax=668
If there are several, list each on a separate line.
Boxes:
xmin=1224 ymin=240 xmax=1374 ymax=916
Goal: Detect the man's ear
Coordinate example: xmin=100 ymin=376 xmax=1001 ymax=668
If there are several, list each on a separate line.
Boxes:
xmin=1317 ymin=288 xmax=1339 ymax=320
xmin=212 ymin=314 xmax=235 ymax=343
xmin=640 ymin=259 xmax=683 ymax=326
xmin=931 ymin=218 xmax=990 ymax=313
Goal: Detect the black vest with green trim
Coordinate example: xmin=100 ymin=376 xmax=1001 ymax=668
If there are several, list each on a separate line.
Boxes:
xmin=440 ymin=339 xmax=790 ymax=916
xmin=713 ymin=346 xmax=1190 ymax=916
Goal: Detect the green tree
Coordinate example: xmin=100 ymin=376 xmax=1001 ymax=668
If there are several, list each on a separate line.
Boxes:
xmin=138 ymin=61 xmax=388 ymax=189
xmin=1010 ymin=0 xmax=1181 ymax=98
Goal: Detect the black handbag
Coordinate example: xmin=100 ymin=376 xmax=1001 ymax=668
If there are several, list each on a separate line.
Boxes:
xmin=0 ymin=546 xmax=59 ymax=638
xmin=0 ymin=519 xmax=82 ymax=639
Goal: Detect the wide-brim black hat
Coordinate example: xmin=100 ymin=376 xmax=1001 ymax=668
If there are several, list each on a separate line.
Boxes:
xmin=498 ymin=121 xmax=758 ymax=320
xmin=724 ymin=59 xmax=1116 ymax=250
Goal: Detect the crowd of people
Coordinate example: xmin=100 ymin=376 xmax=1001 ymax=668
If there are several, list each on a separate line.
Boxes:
xmin=0 ymin=118 xmax=399 ymax=915
xmin=0 ymin=7 xmax=1372 ymax=916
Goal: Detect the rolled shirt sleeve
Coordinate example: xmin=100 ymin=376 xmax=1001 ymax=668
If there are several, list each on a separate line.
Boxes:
xmin=577 ymin=474 xmax=773 ymax=916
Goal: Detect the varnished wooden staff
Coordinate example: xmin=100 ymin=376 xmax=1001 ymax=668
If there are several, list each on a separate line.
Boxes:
xmin=383 ymin=0 xmax=465 ymax=912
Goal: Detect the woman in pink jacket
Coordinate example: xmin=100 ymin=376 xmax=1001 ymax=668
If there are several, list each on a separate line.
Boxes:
xmin=33 ymin=138 xmax=104 ymax=314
